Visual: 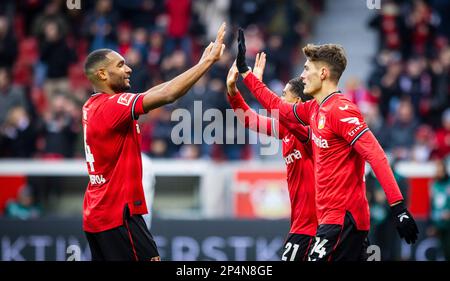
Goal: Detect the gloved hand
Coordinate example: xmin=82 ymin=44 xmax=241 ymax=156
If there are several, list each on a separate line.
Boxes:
xmin=236 ymin=28 xmax=250 ymax=73
xmin=391 ymin=201 xmax=419 ymax=244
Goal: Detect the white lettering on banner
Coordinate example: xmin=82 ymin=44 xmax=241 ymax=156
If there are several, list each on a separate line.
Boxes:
xmin=1 ymin=236 xmax=90 ymax=261
xmin=311 ymin=132 xmax=329 ymax=149
xmin=284 ymin=149 xmax=302 ymax=165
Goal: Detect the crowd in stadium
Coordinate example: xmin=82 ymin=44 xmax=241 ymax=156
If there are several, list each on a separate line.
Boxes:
xmin=0 ymin=0 xmax=450 ymax=260
xmin=0 ymin=0 xmax=448 ymax=163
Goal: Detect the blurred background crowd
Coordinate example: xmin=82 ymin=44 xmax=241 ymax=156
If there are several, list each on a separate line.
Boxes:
xmin=0 ymin=0 xmax=450 ymax=260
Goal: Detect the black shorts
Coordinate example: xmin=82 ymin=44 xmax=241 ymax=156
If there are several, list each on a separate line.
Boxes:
xmin=85 ymin=206 xmax=159 ymax=261
xmin=308 ymin=211 xmax=369 ymax=261
xmin=281 ymin=233 xmax=314 ymax=261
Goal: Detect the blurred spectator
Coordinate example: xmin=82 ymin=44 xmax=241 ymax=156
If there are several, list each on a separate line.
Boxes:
xmin=115 ymin=0 xmax=165 ymax=29
xmin=165 ymin=0 xmax=192 ymax=58
xmin=363 ymin=104 xmax=389 ymax=148
xmin=386 ymin=99 xmax=419 ymax=159
xmin=411 ymin=124 xmax=434 ymax=162
xmin=40 ymin=20 xmax=77 ymax=101
xmin=428 ymin=47 xmax=450 ymax=127
xmin=32 ymin=0 xmax=69 ymax=42
xmin=376 ymin=54 xmax=403 ymax=118
xmin=369 ymin=1 xmax=408 ymax=57
xmin=117 ymin=23 xmax=132 ymax=56
xmin=433 ymin=109 xmax=450 ymax=159
xmin=40 ymin=94 xmax=79 ymax=158
xmin=125 ymin=48 xmax=151 ymax=93
xmin=161 ymin=50 xmax=188 ymax=80
xmin=398 ymin=56 xmax=431 ymax=117
xmin=405 ymin=0 xmax=439 ymax=57
xmin=132 ymin=28 xmax=149 ymax=63
xmin=0 ymin=15 xmax=17 ymax=69
xmin=367 ymin=160 xmax=409 ymax=260
xmin=4 ymin=185 xmax=41 ymax=220
xmin=147 ymin=30 xmax=165 ymax=74
xmin=0 ymin=106 xmax=37 ymax=157
xmin=344 ymin=77 xmax=378 ymax=115
xmin=430 ymin=159 xmax=450 ymax=260
xmin=0 ymin=67 xmax=28 ymax=125
xmin=82 ymin=0 xmax=118 ymax=51
xmin=193 ymin=0 xmax=230 ymax=42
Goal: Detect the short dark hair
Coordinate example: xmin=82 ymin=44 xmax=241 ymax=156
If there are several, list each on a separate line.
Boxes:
xmin=84 ymin=48 xmax=113 ymax=78
xmin=288 ymin=77 xmax=312 ymax=101
xmin=302 ymin=43 xmax=347 ymax=82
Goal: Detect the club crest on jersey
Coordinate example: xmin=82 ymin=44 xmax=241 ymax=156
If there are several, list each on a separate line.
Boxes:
xmin=117 ymin=93 xmax=134 ymax=106
xmin=318 ymin=115 xmax=326 ymax=129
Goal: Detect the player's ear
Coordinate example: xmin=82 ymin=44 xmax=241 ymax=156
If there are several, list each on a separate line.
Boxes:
xmin=320 ymin=67 xmax=327 ymax=81
xmin=96 ymin=68 xmax=108 ymax=81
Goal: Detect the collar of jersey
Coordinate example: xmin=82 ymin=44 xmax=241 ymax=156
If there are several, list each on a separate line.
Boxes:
xmin=319 ymin=90 xmax=341 ymax=108
xmin=91 ymin=92 xmax=103 ymax=97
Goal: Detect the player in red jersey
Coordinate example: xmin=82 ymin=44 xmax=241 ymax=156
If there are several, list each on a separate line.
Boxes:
xmin=81 ymin=23 xmax=226 ymax=261
xmin=235 ymin=28 xmax=418 ymax=261
xmin=226 ymin=57 xmax=317 ymax=261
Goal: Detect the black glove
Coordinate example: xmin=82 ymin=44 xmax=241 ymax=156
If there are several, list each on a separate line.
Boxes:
xmin=391 ymin=201 xmax=419 ymax=244
xmin=236 ymin=28 xmax=250 ymax=73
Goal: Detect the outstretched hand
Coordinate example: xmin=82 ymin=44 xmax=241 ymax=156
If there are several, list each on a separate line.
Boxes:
xmin=205 ymin=22 xmax=226 ymax=63
xmin=236 ymin=28 xmax=250 ymax=73
xmin=253 ymin=52 xmax=266 ymax=81
xmin=226 ymin=62 xmax=239 ymax=96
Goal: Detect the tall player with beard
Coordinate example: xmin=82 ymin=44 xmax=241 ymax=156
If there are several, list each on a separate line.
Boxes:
xmin=81 ymin=23 xmax=226 ymax=261
xmin=226 ymin=56 xmax=317 ymax=261
xmin=235 ymin=28 xmax=418 ymax=261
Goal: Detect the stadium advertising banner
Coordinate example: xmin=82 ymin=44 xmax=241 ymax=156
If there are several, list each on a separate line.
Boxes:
xmin=0 ymin=218 xmax=443 ymax=261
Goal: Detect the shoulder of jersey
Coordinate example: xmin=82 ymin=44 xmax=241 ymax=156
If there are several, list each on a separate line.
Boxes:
xmin=331 ymin=94 xmax=356 ymax=111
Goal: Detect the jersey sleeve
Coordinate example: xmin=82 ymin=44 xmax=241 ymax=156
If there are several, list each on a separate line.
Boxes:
xmin=329 ymin=99 xmax=369 ymax=145
xmin=227 ymin=90 xmax=280 ymax=139
xmin=242 ymin=72 xmax=312 ymax=126
xmin=101 ymin=93 xmax=145 ymax=129
xmin=353 ymin=130 xmax=404 ymax=205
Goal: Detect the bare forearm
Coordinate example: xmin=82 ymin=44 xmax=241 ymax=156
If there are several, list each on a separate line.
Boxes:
xmin=142 ymin=58 xmax=215 ymax=112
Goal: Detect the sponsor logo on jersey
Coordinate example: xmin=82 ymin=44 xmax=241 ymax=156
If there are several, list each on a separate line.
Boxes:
xmin=318 ymin=115 xmax=326 ymax=129
xmin=284 ymin=149 xmax=302 ymax=165
xmin=340 ymin=117 xmax=360 ymax=126
xmin=117 ymin=93 xmax=134 ymax=106
xmin=282 ymin=136 xmax=290 ymax=143
xmin=339 ymin=104 xmax=349 ymax=110
xmin=348 ymin=124 xmax=364 ymax=137
xmin=311 ymin=132 xmax=329 ymax=149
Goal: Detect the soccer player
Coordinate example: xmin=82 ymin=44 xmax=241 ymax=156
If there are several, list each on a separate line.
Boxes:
xmin=81 ymin=23 xmax=226 ymax=261
xmin=235 ymin=28 xmax=418 ymax=261
xmin=226 ymin=57 xmax=317 ymax=261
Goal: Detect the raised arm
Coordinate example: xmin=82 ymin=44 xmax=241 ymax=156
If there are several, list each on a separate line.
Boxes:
xmin=226 ymin=63 xmax=277 ymax=138
xmin=141 ymin=23 xmax=226 ymax=112
xmin=236 ymin=28 xmax=311 ymax=125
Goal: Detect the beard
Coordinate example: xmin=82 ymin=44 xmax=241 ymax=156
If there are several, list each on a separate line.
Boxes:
xmin=110 ymin=79 xmax=131 ymax=93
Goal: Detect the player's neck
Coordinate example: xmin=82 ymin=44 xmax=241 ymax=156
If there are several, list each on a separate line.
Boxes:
xmin=93 ymin=84 xmax=115 ymax=95
xmin=314 ymin=82 xmax=339 ymax=105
